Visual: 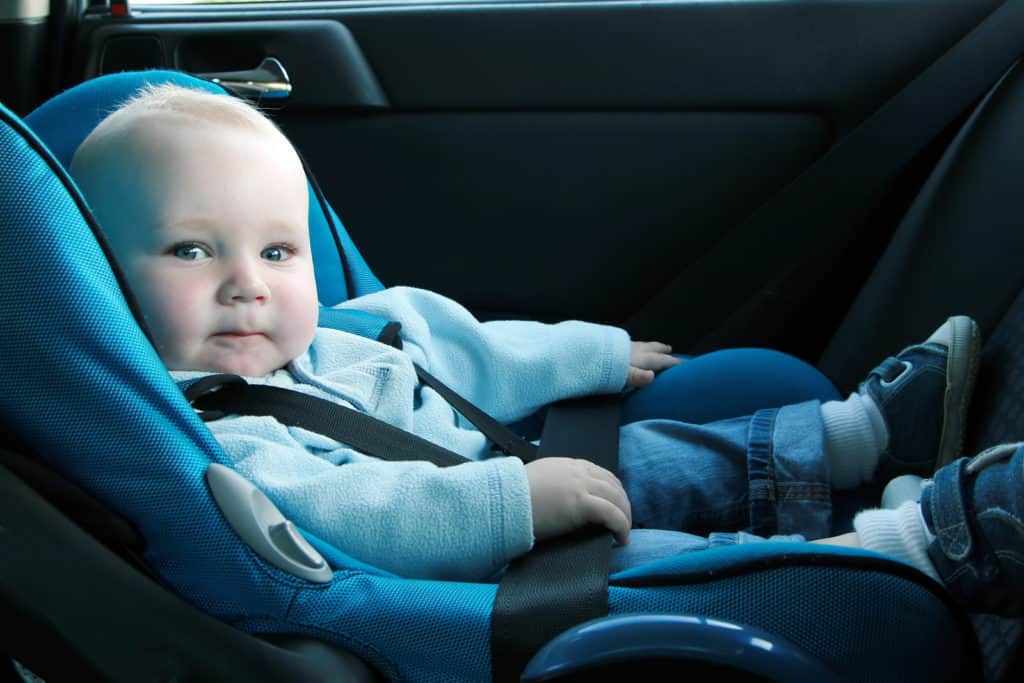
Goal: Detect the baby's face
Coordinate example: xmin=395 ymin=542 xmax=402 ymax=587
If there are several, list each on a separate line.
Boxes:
xmin=78 ymin=117 xmax=319 ymax=376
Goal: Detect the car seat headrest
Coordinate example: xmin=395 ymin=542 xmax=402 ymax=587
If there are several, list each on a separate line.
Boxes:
xmin=25 ymin=70 xmax=225 ymax=168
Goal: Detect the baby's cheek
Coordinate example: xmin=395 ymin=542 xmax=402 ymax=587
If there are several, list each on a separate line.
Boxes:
xmin=280 ymin=291 xmax=319 ymax=353
xmin=140 ymin=280 xmax=209 ymax=358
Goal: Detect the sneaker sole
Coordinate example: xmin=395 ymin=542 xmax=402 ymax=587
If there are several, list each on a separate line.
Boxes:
xmin=935 ymin=315 xmax=981 ymax=471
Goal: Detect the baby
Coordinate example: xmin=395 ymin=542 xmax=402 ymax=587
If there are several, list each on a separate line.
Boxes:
xmin=70 ymin=89 xmax=1024 ymax=665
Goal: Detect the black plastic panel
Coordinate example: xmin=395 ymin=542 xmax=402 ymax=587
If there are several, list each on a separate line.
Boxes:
xmin=285 ymin=111 xmax=829 ymax=322
xmin=0 ymin=19 xmax=48 ymax=115
xmin=100 ymin=34 xmax=166 ymax=73
xmin=337 ymin=0 xmax=999 ymax=132
xmin=820 ymin=61 xmax=1024 ymax=389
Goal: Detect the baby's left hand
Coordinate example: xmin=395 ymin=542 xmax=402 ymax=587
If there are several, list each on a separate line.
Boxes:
xmin=627 ymin=341 xmax=681 ymax=388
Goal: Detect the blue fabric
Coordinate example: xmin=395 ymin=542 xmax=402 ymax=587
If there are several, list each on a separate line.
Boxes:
xmin=608 ymin=529 xmax=806 ymax=574
xmin=606 ymin=546 xmax=976 ymax=682
xmin=623 ymin=348 xmax=841 ymax=425
xmin=24 ymin=70 xmax=384 ymax=306
xmin=316 ymin=196 xmax=385 ymax=302
xmin=318 ymin=306 xmax=394 ymax=342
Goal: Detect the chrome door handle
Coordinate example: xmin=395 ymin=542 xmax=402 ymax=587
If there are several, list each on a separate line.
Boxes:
xmin=198 ymin=57 xmax=292 ymax=100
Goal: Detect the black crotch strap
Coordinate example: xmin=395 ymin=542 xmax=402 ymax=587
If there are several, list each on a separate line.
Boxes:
xmin=490 ymin=394 xmax=620 ymax=682
xmin=185 ymin=374 xmax=470 ymax=468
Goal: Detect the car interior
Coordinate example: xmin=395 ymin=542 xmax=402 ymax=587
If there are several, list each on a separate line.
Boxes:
xmin=3 ymin=0 xmax=1024 ymax=680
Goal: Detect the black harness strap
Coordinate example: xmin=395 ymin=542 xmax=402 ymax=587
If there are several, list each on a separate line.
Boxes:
xmin=413 ymin=364 xmax=540 ymax=462
xmin=187 ymin=374 xmax=471 ymax=469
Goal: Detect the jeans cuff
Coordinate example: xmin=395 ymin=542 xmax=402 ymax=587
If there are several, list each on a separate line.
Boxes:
xmin=747 ymin=407 xmax=779 ymax=536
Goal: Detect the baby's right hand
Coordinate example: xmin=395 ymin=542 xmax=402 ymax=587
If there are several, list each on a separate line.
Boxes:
xmin=524 ymin=457 xmax=632 ymax=545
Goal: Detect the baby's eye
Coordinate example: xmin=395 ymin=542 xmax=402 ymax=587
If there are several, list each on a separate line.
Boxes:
xmin=261 ymin=245 xmax=295 ymax=262
xmin=170 ymin=243 xmax=211 ymax=260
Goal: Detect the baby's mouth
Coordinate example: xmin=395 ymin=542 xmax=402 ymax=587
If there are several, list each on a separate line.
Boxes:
xmin=211 ymin=331 xmax=268 ymax=340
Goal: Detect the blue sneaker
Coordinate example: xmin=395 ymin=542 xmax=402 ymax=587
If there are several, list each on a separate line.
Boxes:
xmin=860 ymin=315 xmax=981 ymax=478
xmin=921 ymin=442 xmax=1024 ymax=616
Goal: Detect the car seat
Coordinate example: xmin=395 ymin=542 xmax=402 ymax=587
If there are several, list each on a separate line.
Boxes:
xmin=0 ymin=71 xmax=998 ymax=681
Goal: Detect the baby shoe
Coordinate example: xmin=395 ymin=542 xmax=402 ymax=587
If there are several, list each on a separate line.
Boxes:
xmin=859 ymin=315 xmax=980 ymax=479
xmin=921 ymin=442 xmax=1024 ymax=617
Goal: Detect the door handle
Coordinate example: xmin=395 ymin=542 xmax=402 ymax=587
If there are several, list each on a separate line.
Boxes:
xmin=198 ymin=57 xmax=292 ymax=100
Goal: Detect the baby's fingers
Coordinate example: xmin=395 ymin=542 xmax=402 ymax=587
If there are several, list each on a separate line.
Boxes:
xmin=626 ymin=366 xmax=656 ymax=388
xmin=582 ymin=494 xmax=632 ymax=545
xmin=630 ymin=341 xmax=682 ymax=371
xmin=635 ymin=341 xmax=673 ymax=354
xmin=585 ymin=472 xmax=633 ymax=529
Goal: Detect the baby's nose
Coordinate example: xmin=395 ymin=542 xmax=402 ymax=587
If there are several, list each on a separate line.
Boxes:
xmin=219 ymin=263 xmax=270 ymax=304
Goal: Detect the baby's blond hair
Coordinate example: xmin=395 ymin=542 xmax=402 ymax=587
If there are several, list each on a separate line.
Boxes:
xmin=74 ymin=83 xmax=286 ymax=166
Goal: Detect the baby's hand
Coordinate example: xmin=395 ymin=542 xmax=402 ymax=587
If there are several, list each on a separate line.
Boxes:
xmin=627 ymin=340 xmax=681 ymax=388
xmin=525 ymin=457 xmax=632 ymax=545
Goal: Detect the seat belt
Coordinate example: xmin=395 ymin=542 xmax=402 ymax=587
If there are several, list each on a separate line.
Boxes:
xmin=626 ymin=0 xmax=1024 ymax=352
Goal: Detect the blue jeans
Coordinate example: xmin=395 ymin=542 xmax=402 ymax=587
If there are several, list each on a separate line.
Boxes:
xmin=612 ymin=400 xmax=832 ymax=570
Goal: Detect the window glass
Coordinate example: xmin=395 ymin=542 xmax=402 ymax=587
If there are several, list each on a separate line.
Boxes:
xmin=131 ymin=1 xmax=301 ymax=5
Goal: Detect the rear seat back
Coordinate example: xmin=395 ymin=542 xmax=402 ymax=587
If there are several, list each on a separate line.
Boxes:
xmin=820 ymin=61 xmax=1024 ymax=392
xmin=819 ymin=61 xmax=1024 ymax=682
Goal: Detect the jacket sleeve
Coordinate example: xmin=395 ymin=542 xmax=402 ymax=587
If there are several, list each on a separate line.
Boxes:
xmin=208 ymin=414 xmax=535 ymax=581
xmin=337 ymin=286 xmax=631 ymax=422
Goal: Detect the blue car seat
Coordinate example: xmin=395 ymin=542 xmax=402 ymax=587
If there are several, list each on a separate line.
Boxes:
xmin=0 ymin=71 xmax=991 ymax=682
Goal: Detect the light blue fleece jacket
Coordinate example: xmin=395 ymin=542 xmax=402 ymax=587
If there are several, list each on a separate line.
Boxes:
xmin=174 ymin=286 xmax=631 ymax=581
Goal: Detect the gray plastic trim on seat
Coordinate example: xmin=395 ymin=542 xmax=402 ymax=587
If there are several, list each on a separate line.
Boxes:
xmin=205 ymin=463 xmax=333 ymax=583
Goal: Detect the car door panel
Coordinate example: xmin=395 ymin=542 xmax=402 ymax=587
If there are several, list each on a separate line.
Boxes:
xmin=286 ymin=110 xmax=828 ymax=323
xmin=66 ymin=0 xmax=1003 ymax=355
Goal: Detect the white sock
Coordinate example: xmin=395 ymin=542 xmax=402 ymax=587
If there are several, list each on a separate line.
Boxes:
xmin=853 ymin=501 xmax=939 ymax=582
xmin=858 ymin=392 xmax=889 ymax=453
xmin=821 ymin=392 xmax=888 ymax=488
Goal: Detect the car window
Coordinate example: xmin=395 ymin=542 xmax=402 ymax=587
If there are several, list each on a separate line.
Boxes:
xmin=131 ymin=0 xmax=300 ymax=5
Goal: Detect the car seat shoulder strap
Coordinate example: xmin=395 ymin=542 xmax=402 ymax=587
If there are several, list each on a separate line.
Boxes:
xmin=412 ymin=363 xmax=540 ymax=462
xmin=185 ymin=374 xmax=471 ymax=468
